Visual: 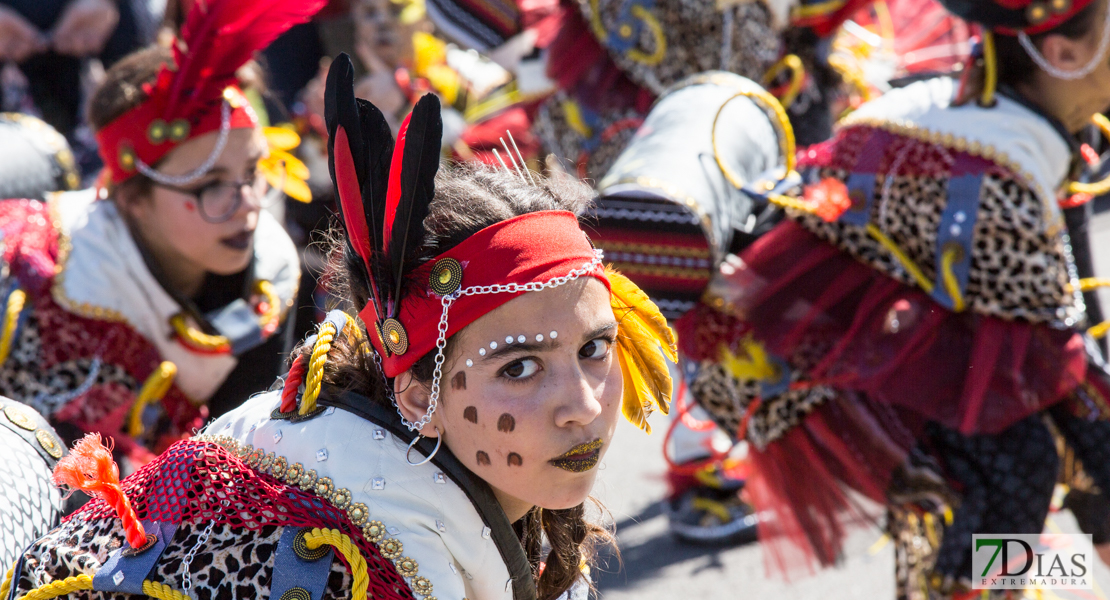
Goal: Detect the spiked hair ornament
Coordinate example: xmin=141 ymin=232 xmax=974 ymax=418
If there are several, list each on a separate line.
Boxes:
xmin=323 ymin=54 xmax=676 ymax=433
xmin=95 ymin=0 xmax=326 ymax=186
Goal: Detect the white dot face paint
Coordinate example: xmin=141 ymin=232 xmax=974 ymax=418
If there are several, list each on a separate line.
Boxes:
xmin=479 ymin=348 xmax=486 ymax=356
xmin=536 ymin=334 xmax=544 ymax=342
xmin=505 ymin=336 xmax=514 ymax=344
xmin=517 ymin=335 xmax=525 ymax=343
xmin=550 ymin=331 xmax=558 ymax=339
xmin=466 ymin=359 xmax=473 ymax=367
xmin=490 ymin=341 xmax=498 ymax=349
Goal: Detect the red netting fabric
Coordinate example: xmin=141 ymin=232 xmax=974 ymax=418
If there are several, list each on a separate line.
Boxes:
xmin=723 ymin=220 xmax=1085 ymax=435
xmin=68 ymin=439 xmax=417 ymax=600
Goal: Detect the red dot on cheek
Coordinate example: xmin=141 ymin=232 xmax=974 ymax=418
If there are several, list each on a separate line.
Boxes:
xmin=184 ymin=201 xmax=197 ymax=212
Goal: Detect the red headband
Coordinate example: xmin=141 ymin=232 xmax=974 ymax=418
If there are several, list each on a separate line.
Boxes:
xmin=96 ymin=85 xmax=258 ymax=185
xmin=362 ymin=210 xmax=610 ymax=377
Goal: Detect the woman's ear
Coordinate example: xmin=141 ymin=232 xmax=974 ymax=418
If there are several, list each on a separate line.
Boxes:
xmin=1040 ymin=32 xmax=1089 ymax=73
xmin=393 ymin=372 xmax=440 ymax=437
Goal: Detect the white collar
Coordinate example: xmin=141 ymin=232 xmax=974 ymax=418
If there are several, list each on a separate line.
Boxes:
xmin=205 ymin=391 xmax=516 ymax=600
xmin=49 ymin=190 xmax=300 ymax=401
xmin=840 ymin=77 xmax=1071 ymax=234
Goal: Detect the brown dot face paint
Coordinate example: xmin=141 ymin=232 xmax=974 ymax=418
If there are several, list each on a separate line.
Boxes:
xmin=476 ymin=450 xmax=491 ymax=466
xmin=463 ymin=406 xmax=478 ymax=423
xmin=507 ymin=452 xmax=522 ymax=467
xmin=497 ymin=413 xmax=515 ymax=433
xmin=451 ymin=371 xmax=466 ymax=391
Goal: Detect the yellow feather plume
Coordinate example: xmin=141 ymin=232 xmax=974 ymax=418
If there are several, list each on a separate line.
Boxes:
xmin=608 ymin=267 xmax=678 ymax=433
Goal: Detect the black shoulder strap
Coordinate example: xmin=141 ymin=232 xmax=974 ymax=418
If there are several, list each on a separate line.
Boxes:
xmin=317 ymin=387 xmax=537 ymax=600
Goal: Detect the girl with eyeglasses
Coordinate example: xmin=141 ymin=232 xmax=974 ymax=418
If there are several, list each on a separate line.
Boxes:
xmin=0 ymin=0 xmax=323 ymax=471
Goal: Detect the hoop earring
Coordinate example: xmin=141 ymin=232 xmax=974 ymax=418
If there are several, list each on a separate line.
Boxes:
xmin=406 ymin=427 xmax=442 ymax=466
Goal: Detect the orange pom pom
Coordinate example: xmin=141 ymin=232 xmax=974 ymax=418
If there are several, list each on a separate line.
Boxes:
xmin=53 ymin=433 xmax=147 ymax=549
xmin=805 ymin=177 xmax=852 ymax=222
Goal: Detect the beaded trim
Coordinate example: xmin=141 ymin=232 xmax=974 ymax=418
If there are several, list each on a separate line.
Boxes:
xmin=193 ymin=434 xmax=436 ymax=600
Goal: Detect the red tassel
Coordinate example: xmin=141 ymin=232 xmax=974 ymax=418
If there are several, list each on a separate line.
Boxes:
xmin=280 ymin=354 xmax=307 ymax=413
xmin=52 ymin=434 xmax=147 ymax=549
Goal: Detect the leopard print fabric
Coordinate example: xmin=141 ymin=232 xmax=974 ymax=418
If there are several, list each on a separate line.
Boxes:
xmin=794 ymin=131 xmax=1076 ymax=324
xmin=689 ymin=359 xmax=836 ymax=450
xmin=13 ymin=518 xmax=354 ymax=600
xmin=535 ymin=94 xmax=643 ymax=182
xmin=577 ymin=0 xmax=781 ymax=94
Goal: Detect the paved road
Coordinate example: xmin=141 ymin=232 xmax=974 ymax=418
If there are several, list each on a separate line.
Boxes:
xmin=588 ymin=209 xmax=1110 ymax=600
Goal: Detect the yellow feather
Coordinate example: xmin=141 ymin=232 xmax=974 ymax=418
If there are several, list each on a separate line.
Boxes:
xmin=618 ymin=332 xmax=672 ymax=415
xmin=607 ymin=268 xmax=678 ymax=362
xmin=617 ymin=347 xmax=651 ymax=433
xmin=608 ymin=267 xmax=678 ymax=432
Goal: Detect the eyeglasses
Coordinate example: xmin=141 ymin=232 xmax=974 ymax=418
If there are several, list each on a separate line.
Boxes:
xmin=153 ymin=166 xmax=284 ymax=223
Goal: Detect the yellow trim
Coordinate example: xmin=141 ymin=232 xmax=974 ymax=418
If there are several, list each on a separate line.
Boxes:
xmin=1067 ymin=114 xmax=1110 ymax=196
xmin=301 ymin=321 xmax=338 ymax=415
xmin=865 ymin=223 xmax=935 ymax=292
xmin=711 ymin=87 xmax=797 ymax=190
xmin=791 ymin=0 xmax=846 ymax=18
xmin=127 ymin=361 xmax=178 ymax=438
xmin=0 ymin=288 xmax=26 ymax=365
xmin=940 ymin=244 xmax=966 ymax=312
xmin=626 ymin=5 xmax=667 ymax=66
xmin=980 ymin=31 xmax=997 ymax=107
xmin=768 ymin=193 xmax=818 ymax=213
xmin=303 ymin=528 xmax=370 ymax=600
xmin=1089 ymin=320 xmax=1110 ymax=339
xmin=170 ymin=280 xmax=281 ymax=353
xmin=596 ymin=240 xmax=711 ymax=259
xmin=606 ymin=262 xmax=712 ymax=281
xmin=2 ymin=565 xmax=14 ymax=600
xmin=16 ymin=574 xmax=93 ymax=600
xmin=690 ymin=496 xmax=734 ymax=522
xmin=1071 ymin=277 xmax=1110 ymax=292
xmin=142 ymin=580 xmax=191 ymax=600
xmin=762 ymin=55 xmax=806 ymax=109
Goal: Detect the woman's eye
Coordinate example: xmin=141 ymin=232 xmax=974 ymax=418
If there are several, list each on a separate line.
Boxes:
xmin=579 ymin=338 xmax=611 ymax=360
xmin=502 ymin=358 xmax=540 ymax=380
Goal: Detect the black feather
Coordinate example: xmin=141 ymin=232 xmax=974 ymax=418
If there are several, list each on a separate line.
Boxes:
xmin=387 ymin=94 xmax=442 ymax=311
xmin=357 ymin=96 xmax=395 ymax=316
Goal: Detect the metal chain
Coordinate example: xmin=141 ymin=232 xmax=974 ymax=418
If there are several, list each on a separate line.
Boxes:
xmin=399 ymin=252 xmax=604 ymax=431
xmin=181 ymin=518 xmax=217 ymax=597
xmin=136 ymin=101 xmax=231 ymax=187
xmin=1018 ymin=7 xmax=1110 ymax=81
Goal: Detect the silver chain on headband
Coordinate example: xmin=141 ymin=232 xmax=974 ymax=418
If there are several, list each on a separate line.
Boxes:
xmin=1018 ymin=5 xmax=1110 ymax=80
xmin=396 ymin=251 xmax=605 ymax=432
xmin=135 ymin=100 xmax=232 ymax=186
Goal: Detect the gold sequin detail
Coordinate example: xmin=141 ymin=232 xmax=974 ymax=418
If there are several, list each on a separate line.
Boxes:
xmin=410 ymin=576 xmax=433 ymax=596
xmin=364 ymin=521 xmax=386 ymax=543
xmin=271 ymin=456 xmax=288 ymax=479
xmin=36 ymin=429 xmax=62 ymax=458
xmin=298 ymin=469 xmax=319 ymax=491
xmin=331 ymin=487 xmax=352 ymax=509
xmin=395 ymin=556 xmax=419 ymax=578
xmin=247 ymin=448 xmax=265 ymax=467
xmin=348 ymin=503 xmax=369 ymax=526
xmin=379 ymin=538 xmax=404 ymax=560
xmin=285 ymin=462 xmax=304 ymax=485
xmin=260 ymin=452 xmax=275 ymax=472
xmin=315 ymin=476 xmax=335 ymax=499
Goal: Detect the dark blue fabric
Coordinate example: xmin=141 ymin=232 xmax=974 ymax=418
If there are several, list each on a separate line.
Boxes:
xmin=932 ymin=174 xmax=983 ymax=310
xmin=271 ymin=527 xmax=335 ymax=600
xmin=92 ymin=520 xmax=178 ymax=595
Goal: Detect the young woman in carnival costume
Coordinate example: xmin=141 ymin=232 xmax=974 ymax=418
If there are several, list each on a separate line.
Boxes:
xmin=3 ymin=54 xmax=676 ymax=600
xmin=0 ymin=0 xmax=319 ymax=467
xmin=678 ymin=0 xmax=1110 ymax=592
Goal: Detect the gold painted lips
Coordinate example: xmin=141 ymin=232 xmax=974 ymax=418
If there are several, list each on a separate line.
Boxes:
xmin=549 ymin=438 xmax=604 ymax=472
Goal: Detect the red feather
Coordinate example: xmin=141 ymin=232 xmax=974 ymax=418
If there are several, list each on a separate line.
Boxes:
xmin=383 ymin=112 xmax=412 ymax=252
xmin=164 ymin=0 xmax=327 ymax=118
xmin=333 ymin=126 xmax=372 ymax=264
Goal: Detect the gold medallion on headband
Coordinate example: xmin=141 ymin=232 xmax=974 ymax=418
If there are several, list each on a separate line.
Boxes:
xmin=381 ymin=318 xmax=409 ymax=355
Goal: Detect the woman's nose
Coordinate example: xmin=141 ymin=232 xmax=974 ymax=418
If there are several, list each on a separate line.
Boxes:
xmin=552 ymin=368 xmax=604 ymax=429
